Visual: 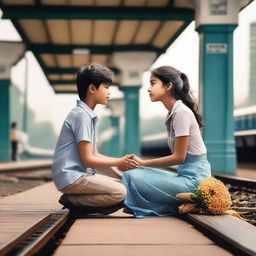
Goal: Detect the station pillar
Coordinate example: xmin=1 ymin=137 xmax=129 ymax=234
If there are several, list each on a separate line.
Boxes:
xmin=121 ymin=86 xmax=141 ymax=155
xmin=112 ymin=52 xmax=156 ymax=156
xmin=0 ymin=80 xmax=11 ymax=161
xmin=109 ymin=116 xmax=121 ymax=157
xmin=107 ymin=98 xmax=124 ymax=157
xmin=194 ymin=0 xmax=239 ymax=174
xmin=0 ymin=42 xmax=25 ymax=162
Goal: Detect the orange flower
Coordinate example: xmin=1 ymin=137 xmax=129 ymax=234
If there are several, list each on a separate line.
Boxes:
xmin=192 ymin=178 xmax=232 ymax=214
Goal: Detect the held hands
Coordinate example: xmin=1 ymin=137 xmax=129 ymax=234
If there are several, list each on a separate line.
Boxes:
xmin=118 ymin=154 xmax=141 ymax=171
xmin=129 ymin=154 xmax=144 ymax=166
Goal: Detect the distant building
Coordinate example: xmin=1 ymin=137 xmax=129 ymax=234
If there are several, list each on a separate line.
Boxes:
xmin=249 ymin=22 xmax=256 ymax=105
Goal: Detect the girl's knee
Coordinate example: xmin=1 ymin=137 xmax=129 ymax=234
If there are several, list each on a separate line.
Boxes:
xmin=123 ymin=168 xmax=143 ymax=179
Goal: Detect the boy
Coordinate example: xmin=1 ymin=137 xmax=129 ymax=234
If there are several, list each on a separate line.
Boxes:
xmin=52 ymin=63 xmax=139 ymax=216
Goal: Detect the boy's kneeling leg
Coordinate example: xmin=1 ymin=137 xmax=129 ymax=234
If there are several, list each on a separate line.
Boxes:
xmin=59 ymin=193 xmax=124 ymax=216
xmin=67 ymin=175 xmax=127 ymax=207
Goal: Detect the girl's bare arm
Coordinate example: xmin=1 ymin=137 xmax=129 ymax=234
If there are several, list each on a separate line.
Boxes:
xmin=133 ymin=136 xmax=189 ymax=167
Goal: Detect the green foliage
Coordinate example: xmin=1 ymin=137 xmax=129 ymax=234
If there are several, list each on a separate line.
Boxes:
xmin=191 ymin=190 xmax=209 ymax=210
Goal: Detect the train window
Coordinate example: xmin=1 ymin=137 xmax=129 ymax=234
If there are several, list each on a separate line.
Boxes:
xmin=235 ymin=136 xmax=244 ymax=148
xmin=244 ymin=135 xmax=255 ymax=147
xmin=248 ymin=115 xmax=254 ymax=129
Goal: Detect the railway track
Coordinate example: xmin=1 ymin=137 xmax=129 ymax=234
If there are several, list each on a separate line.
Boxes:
xmin=0 ymin=160 xmax=52 ymax=197
xmin=214 ymin=173 xmax=256 ymax=226
xmin=3 ymin=212 xmax=70 ymax=256
xmin=184 ymin=173 xmax=256 ymax=256
xmin=0 ymin=160 xmax=52 ymax=174
xmin=214 ymin=173 xmax=256 ymax=190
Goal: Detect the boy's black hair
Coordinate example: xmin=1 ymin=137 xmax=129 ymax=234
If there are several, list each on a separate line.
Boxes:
xmin=76 ymin=63 xmax=114 ymax=100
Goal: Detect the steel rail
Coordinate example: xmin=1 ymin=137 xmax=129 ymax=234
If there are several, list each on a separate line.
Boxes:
xmin=213 ymin=173 xmax=256 ymax=190
xmin=0 ymin=161 xmax=52 ymax=174
xmin=2 ymin=212 xmax=69 ymax=256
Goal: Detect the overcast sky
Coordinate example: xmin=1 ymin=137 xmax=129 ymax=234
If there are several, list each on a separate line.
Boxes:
xmin=0 ymin=1 xmax=255 ymax=135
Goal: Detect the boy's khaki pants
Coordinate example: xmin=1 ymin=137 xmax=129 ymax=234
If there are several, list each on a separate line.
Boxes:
xmin=60 ymin=173 xmax=127 ymax=207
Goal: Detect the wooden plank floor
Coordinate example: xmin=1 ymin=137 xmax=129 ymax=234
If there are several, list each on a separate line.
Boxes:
xmin=0 ymin=182 xmax=62 ymax=212
xmin=54 ymin=211 xmax=233 ymax=256
xmin=0 ymin=182 xmax=65 ymax=255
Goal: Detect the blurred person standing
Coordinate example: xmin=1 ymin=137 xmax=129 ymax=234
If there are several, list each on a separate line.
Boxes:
xmin=10 ymin=122 xmax=19 ymax=161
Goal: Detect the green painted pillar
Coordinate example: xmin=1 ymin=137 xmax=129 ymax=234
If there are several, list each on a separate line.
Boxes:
xmin=0 ymin=79 xmax=11 ymax=162
xmin=109 ymin=116 xmax=121 ymax=157
xmin=112 ymin=52 xmax=156 ymax=157
xmin=107 ymin=97 xmax=124 ymax=157
xmin=122 ymin=86 xmax=141 ymax=156
xmin=0 ymin=42 xmax=25 ymax=162
xmin=197 ymin=24 xmax=237 ymax=174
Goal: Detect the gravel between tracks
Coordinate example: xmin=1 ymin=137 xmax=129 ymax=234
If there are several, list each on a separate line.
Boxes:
xmin=228 ymin=184 xmax=256 ymax=226
xmin=0 ymin=169 xmax=51 ymax=197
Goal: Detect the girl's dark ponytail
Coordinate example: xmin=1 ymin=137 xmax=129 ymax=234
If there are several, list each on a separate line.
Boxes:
xmin=179 ymin=72 xmax=204 ymax=128
xmin=151 ymin=66 xmax=204 ymax=128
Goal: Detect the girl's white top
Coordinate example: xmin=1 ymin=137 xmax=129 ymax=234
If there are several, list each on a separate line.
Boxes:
xmin=165 ymin=100 xmax=207 ymax=155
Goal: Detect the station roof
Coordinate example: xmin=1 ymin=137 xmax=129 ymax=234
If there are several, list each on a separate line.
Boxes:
xmin=0 ymin=0 xmax=252 ymax=93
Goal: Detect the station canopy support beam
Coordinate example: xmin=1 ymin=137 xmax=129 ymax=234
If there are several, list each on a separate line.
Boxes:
xmin=1 ymin=6 xmax=194 ymax=21
xmin=28 ymin=44 xmax=161 ymax=55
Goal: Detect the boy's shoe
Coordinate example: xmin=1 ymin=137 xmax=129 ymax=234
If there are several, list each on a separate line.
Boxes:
xmin=59 ymin=193 xmax=70 ymax=209
xmin=59 ymin=194 xmax=124 ymax=216
xmin=123 ymin=206 xmax=133 ymax=215
xmin=59 ymin=194 xmax=90 ymax=217
xmin=59 ymin=193 xmax=76 ymax=210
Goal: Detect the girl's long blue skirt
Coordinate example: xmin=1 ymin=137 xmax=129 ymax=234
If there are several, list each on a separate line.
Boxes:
xmin=121 ymin=154 xmax=211 ymax=218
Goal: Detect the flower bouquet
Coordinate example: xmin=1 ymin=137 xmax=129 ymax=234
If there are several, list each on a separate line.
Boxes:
xmin=176 ymin=178 xmax=232 ymax=215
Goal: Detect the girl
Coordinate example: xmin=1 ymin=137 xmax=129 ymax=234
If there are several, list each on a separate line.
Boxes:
xmin=121 ymin=65 xmax=211 ymax=218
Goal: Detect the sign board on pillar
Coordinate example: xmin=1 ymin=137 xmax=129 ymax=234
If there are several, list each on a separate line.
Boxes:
xmin=210 ymin=0 xmax=228 ymax=15
xmin=206 ymin=43 xmax=227 ymax=53
xmin=194 ymin=0 xmax=240 ymax=27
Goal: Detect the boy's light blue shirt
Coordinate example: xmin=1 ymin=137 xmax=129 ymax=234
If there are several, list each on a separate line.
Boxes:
xmin=52 ymin=100 xmax=97 ymax=190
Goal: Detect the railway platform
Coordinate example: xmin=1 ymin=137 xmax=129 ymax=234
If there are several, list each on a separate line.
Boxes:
xmin=53 ymin=212 xmax=232 ymax=256
xmin=0 ymin=179 xmax=255 ymax=255
xmin=0 ymin=160 xmax=255 ymax=255
xmin=0 ymin=181 xmax=234 ymax=256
